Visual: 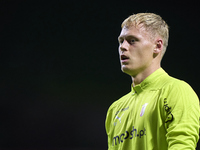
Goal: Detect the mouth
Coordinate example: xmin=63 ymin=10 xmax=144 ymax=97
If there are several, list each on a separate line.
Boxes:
xmin=121 ymin=55 xmax=129 ymax=61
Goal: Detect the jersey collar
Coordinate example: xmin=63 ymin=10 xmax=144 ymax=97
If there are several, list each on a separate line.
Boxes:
xmin=131 ymin=68 xmax=168 ymax=94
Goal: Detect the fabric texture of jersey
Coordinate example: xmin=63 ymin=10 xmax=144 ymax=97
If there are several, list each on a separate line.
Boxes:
xmin=105 ymin=68 xmax=200 ymax=150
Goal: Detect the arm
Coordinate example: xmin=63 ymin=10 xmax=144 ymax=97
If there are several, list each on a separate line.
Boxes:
xmin=164 ymin=81 xmax=199 ymax=150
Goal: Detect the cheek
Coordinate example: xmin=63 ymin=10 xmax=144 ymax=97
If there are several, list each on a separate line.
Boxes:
xmin=118 ymin=47 xmax=121 ymax=54
xmin=140 ymin=44 xmax=154 ymax=57
xmin=133 ymin=48 xmax=153 ymax=63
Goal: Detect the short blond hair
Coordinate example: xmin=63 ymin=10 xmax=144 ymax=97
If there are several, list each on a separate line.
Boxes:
xmin=121 ymin=13 xmax=169 ymax=56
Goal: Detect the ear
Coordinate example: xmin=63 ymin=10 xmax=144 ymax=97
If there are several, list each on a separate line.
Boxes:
xmin=154 ymin=39 xmax=163 ymax=54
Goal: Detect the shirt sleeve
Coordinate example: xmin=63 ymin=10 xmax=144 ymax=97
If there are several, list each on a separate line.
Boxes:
xmin=163 ymin=80 xmax=200 ymax=150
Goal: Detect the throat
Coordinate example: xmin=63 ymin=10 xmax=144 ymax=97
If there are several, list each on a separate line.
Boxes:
xmin=131 ymin=66 xmax=161 ymax=86
xmin=131 ymin=75 xmax=145 ymax=86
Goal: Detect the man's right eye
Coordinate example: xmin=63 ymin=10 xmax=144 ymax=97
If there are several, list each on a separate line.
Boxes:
xmin=119 ymin=40 xmax=124 ymax=44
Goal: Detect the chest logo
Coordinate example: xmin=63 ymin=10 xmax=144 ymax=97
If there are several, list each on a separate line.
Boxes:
xmin=114 ymin=113 xmax=124 ymax=126
xmin=140 ymin=103 xmax=148 ymax=117
xmin=115 ymin=113 xmax=124 ymax=123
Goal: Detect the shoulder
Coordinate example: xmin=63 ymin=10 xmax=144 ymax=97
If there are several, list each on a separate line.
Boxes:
xmin=152 ymin=71 xmax=194 ymax=92
xmin=107 ymin=92 xmax=132 ymax=112
xmin=159 ymin=75 xmax=199 ymax=106
xmin=161 ymin=75 xmax=196 ymax=94
xmin=152 ymin=72 xmax=199 ymax=104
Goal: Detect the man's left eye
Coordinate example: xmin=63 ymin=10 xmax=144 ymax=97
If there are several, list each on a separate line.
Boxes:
xmin=130 ymin=39 xmax=135 ymax=43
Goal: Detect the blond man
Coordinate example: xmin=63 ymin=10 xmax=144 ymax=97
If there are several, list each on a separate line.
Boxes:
xmin=105 ymin=13 xmax=199 ymax=150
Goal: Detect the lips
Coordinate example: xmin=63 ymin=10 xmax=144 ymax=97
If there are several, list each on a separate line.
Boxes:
xmin=121 ymin=55 xmax=129 ymax=61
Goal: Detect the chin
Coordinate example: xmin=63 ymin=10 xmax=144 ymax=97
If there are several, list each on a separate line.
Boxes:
xmin=121 ymin=66 xmax=131 ymax=74
xmin=121 ymin=66 xmax=136 ymax=76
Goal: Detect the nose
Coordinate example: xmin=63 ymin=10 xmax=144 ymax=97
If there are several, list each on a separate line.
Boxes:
xmin=119 ymin=40 xmax=129 ymax=52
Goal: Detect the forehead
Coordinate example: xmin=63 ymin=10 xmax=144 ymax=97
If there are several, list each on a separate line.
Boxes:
xmin=119 ymin=25 xmax=149 ymax=39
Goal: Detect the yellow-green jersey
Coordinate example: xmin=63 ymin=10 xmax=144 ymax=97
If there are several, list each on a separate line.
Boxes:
xmin=105 ymin=68 xmax=199 ymax=150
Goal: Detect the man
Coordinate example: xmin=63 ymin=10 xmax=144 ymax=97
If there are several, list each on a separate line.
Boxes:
xmin=105 ymin=13 xmax=199 ymax=150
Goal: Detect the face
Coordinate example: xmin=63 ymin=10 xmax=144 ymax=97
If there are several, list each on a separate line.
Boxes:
xmin=118 ymin=25 xmax=156 ymax=77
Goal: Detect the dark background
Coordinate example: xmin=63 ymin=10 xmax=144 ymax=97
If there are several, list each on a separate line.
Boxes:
xmin=1 ymin=0 xmax=200 ymax=149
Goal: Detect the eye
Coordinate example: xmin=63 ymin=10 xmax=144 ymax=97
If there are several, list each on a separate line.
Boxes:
xmin=118 ymin=39 xmax=124 ymax=44
xmin=130 ymin=39 xmax=135 ymax=44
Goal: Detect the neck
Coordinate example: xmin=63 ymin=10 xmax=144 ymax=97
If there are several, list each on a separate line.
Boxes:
xmin=131 ymin=65 xmax=161 ymax=86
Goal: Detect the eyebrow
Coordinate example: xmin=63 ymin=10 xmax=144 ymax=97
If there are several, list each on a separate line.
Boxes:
xmin=118 ymin=35 xmax=138 ymax=41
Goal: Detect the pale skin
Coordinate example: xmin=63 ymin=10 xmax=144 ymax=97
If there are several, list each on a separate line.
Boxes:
xmin=118 ymin=24 xmax=164 ymax=86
